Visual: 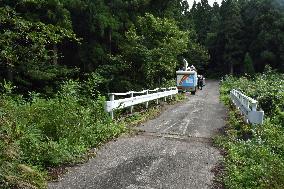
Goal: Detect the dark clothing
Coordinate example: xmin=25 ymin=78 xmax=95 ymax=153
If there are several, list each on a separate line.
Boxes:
xmin=198 ymin=76 xmax=203 ymax=90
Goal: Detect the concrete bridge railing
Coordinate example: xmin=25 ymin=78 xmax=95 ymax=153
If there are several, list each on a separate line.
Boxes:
xmin=230 ymin=89 xmax=264 ymax=124
xmin=105 ymin=87 xmax=178 ymax=119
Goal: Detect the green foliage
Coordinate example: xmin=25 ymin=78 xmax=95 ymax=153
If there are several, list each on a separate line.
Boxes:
xmin=190 ymin=0 xmax=213 ymax=45
xmin=220 ymin=0 xmax=244 ymax=74
xmin=83 ymin=72 xmax=108 ymax=97
xmin=0 ymin=0 xmax=72 ymax=27
xmin=117 ymin=13 xmax=188 ymax=89
xmin=0 ymin=81 xmax=125 ymax=188
xmin=190 ymin=0 xmax=284 ymax=74
xmin=160 ymin=79 xmax=176 ymax=88
xmin=121 ymin=107 xmax=161 ymax=128
xmin=183 ymin=41 xmax=209 ymax=74
xmin=217 ymin=72 xmax=284 ymax=189
xmin=221 ymin=71 xmax=284 ymax=117
xmin=0 ymin=0 xmax=206 ymax=93
xmin=243 ymin=52 xmax=255 ymax=75
xmin=0 ymin=6 xmax=79 ymax=94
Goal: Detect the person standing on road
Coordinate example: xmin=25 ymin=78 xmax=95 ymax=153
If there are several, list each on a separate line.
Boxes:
xmin=198 ymin=75 xmax=203 ymax=90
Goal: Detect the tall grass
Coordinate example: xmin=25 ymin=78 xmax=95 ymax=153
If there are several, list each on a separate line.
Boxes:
xmin=0 ymin=80 xmax=125 ymax=188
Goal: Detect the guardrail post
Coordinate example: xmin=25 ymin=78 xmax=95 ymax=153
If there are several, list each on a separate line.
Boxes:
xmin=251 ymin=102 xmax=257 ymax=111
xmin=163 ymin=89 xmax=167 ymax=102
xmin=154 ymin=89 xmax=158 ymax=104
xmin=105 ymin=87 xmax=178 ymax=117
xmin=241 ymin=96 xmax=245 ymax=114
xmin=130 ymin=92 xmax=134 ymax=114
xmin=230 ymin=89 xmax=264 ymax=125
xmin=145 ymin=90 xmax=149 ymax=109
xmin=109 ymin=94 xmax=114 ymax=119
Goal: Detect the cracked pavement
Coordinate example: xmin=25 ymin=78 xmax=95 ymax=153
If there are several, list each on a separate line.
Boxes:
xmin=48 ymin=80 xmax=226 ymax=189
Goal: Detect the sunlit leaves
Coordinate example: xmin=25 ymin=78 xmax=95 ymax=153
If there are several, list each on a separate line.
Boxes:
xmin=121 ymin=13 xmax=188 ymax=87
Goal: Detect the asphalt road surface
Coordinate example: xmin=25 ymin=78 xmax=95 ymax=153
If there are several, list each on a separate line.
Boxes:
xmin=49 ymin=80 xmax=226 ymax=189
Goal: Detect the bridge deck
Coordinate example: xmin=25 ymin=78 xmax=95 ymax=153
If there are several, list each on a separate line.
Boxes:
xmin=49 ymin=80 xmax=226 ymax=189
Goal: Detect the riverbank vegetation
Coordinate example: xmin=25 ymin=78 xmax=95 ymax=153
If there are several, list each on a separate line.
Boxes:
xmin=217 ymin=69 xmax=284 ymax=189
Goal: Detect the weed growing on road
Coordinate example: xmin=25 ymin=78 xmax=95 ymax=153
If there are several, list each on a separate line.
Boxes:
xmin=216 ymin=70 xmax=284 ymax=189
xmin=121 ymin=107 xmax=161 ymax=127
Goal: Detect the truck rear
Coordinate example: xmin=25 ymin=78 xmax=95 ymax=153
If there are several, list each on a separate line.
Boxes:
xmin=176 ymin=70 xmax=198 ymax=94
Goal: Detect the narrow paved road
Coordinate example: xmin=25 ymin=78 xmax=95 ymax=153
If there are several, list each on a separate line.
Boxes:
xmin=49 ymin=80 xmax=226 ymax=189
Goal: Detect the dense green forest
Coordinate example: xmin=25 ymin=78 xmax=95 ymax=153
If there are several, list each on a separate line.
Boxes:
xmin=1 ymin=0 xmax=283 ymax=95
xmin=0 ymin=0 xmax=284 ymax=188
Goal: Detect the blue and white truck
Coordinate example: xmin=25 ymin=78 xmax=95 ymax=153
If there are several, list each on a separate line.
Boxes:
xmin=176 ymin=59 xmax=198 ymax=94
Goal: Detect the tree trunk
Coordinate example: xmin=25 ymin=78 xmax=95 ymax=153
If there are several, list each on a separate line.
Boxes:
xmin=7 ymin=67 xmax=13 ymax=82
xmin=53 ymin=44 xmax=58 ymax=65
xmin=109 ymin=28 xmax=112 ymax=55
xmin=230 ymin=63 xmax=234 ymax=74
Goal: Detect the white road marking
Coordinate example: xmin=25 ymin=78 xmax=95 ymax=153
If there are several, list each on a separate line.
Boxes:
xmin=156 ymin=120 xmax=169 ymax=130
xmin=161 ymin=122 xmax=178 ymax=133
xmin=182 ymin=121 xmax=190 ymax=135
xmin=192 ymin=108 xmax=202 ymax=114
xmin=178 ymin=121 xmax=186 ymax=133
xmin=178 ymin=117 xmax=198 ymax=135
xmin=164 ymin=120 xmax=170 ymax=125
xmin=169 ymin=145 xmax=178 ymax=156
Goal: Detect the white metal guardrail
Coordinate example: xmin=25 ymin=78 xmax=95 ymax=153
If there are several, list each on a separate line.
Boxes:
xmin=230 ymin=89 xmax=264 ymax=124
xmin=105 ymin=87 xmax=178 ymax=119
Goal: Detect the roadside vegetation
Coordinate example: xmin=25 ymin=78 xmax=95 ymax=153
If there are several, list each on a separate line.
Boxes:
xmin=216 ymin=68 xmax=284 ymax=189
xmin=0 ymin=80 xmax=126 ymax=188
xmin=0 ymin=79 xmax=185 ymax=188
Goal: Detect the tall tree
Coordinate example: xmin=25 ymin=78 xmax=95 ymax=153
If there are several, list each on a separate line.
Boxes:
xmin=190 ymin=0 xmax=212 ymax=45
xmin=243 ymin=52 xmax=255 ymax=75
xmin=205 ymin=2 xmax=221 ymax=73
xmin=112 ymin=14 xmax=189 ymax=90
xmin=0 ymin=4 xmax=78 ymax=94
xmin=248 ymin=0 xmax=284 ymax=72
xmin=219 ymin=0 xmax=244 ymax=74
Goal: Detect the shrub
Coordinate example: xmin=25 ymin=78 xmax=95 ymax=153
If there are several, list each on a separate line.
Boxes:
xmin=0 ymin=80 xmax=125 ymax=188
xmin=218 ymin=71 xmax=284 ymax=189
